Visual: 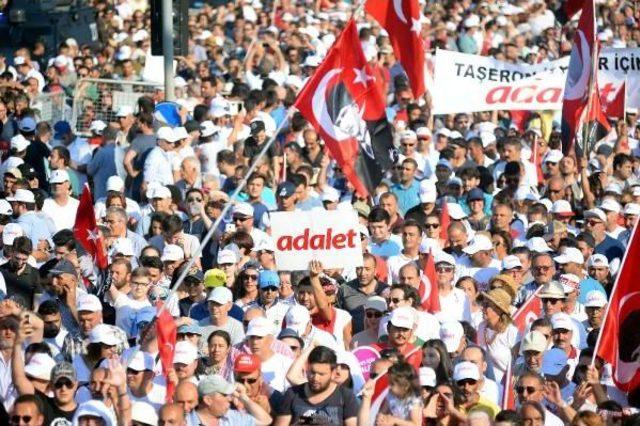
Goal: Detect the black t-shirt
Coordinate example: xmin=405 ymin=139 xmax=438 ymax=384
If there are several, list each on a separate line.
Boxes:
xmin=24 ymin=139 xmax=51 ymax=191
xmin=243 ymin=136 xmax=281 ymax=160
xmin=0 ymin=264 xmax=41 ymax=309
xmin=35 ymin=390 xmax=76 ymax=426
xmin=277 ymin=384 xmax=358 ymax=425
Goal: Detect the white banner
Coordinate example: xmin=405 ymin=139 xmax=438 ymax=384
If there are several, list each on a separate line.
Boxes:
xmin=432 ymin=49 xmax=640 ymax=114
xmin=270 ymin=210 xmax=363 ymax=271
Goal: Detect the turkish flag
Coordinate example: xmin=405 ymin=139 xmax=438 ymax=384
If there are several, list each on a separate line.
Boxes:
xmin=438 ymin=200 xmax=450 ymax=241
xmin=73 ymin=184 xmax=108 ymax=270
xmin=501 ymin=359 xmax=516 ymax=410
xmin=601 ymin=81 xmax=626 ymax=120
xmin=595 ymin=221 xmax=640 ymax=393
xmin=513 ymin=287 xmax=543 ymax=334
xmin=294 ymin=19 xmax=394 ymax=197
xmin=419 ymin=250 xmax=440 ymax=313
xmin=156 ymin=308 xmax=177 ymax=401
xmin=365 ymin=0 xmax=425 ymax=97
xmin=561 ymin=0 xmax=611 ymax=159
xmin=368 ymin=372 xmax=390 ymax=421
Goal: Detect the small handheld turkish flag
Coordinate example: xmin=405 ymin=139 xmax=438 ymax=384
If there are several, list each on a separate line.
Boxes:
xmin=365 ymin=0 xmax=426 ymax=97
xmin=419 ymin=250 xmax=440 ymax=313
xmin=293 ymin=19 xmax=394 ymax=197
xmin=73 ymin=184 xmax=108 ymax=270
xmin=595 ymin=220 xmax=640 ymax=393
xmin=156 ymin=308 xmax=177 ymax=401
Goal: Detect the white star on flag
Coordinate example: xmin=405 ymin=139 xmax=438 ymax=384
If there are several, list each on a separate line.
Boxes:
xmin=411 ymin=18 xmax=422 ymax=35
xmin=87 ymin=228 xmax=100 ymax=243
xmin=353 ymin=67 xmax=374 ymax=87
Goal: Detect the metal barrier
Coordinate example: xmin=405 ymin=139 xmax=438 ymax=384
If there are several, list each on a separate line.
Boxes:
xmin=32 ymin=91 xmax=70 ymax=124
xmin=71 ymin=78 xmax=163 ymax=136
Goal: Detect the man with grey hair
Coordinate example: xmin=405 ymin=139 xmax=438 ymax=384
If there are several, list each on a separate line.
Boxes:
xmin=176 ymin=156 xmax=202 ymax=197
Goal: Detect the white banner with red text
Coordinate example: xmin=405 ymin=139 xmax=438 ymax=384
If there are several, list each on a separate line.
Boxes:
xmin=270 ymin=210 xmax=364 ymax=270
xmin=432 ymin=49 xmax=640 ymax=114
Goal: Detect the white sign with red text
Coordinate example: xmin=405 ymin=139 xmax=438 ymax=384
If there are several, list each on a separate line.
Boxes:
xmin=432 ymin=49 xmax=640 ymax=114
xmin=270 ymin=210 xmax=363 ymax=271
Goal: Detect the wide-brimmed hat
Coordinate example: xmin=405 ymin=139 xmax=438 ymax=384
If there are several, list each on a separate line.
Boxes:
xmin=479 ymin=288 xmax=512 ymax=316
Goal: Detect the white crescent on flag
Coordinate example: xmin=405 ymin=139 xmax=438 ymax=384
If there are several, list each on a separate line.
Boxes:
xmin=392 ymin=0 xmax=408 ymax=24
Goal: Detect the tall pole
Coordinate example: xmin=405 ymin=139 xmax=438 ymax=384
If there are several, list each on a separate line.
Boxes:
xmin=161 ymin=0 xmax=175 ymax=101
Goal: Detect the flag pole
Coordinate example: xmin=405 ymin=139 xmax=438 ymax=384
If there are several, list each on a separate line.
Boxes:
xmin=590 ymin=217 xmax=640 ymax=368
xmin=581 ymin=37 xmax=599 ymax=160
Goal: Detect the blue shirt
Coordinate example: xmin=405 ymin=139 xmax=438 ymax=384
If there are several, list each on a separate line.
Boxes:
xmin=594 ymin=235 xmax=625 ymax=263
xmin=86 ymin=144 xmax=118 ymax=199
xmin=390 ymin=180 xmax=421 ymax=215
xmin=368 ymin=239 xmax=402 ymax=259
xmin=16 ymin=211 xmax=52 ymax=248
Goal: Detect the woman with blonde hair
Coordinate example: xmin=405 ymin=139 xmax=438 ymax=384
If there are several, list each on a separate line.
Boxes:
xmin=476 ymin=288 xmax=518 ymax=383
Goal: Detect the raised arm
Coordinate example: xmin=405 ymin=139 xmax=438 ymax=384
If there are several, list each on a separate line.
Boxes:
xmin=309 ymin=260 xmax=333 ymax=322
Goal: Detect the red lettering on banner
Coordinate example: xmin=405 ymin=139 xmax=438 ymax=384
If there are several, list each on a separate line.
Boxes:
xmin=511 ymin=86 xmax=535 ymax=103
xmin=487 ymin=86 xmax=510 ymax=103
xmin=536 ymin=87 xmax=561 ymax=103
xmin=486 ymin=85 xmax=562 ymax=105
xmin=277 ymin=228 xmax=358 ymax=251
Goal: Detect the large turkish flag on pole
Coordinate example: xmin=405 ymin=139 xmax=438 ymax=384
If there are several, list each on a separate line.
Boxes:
xmin=73 ymin=184 xmax=108 ymax=269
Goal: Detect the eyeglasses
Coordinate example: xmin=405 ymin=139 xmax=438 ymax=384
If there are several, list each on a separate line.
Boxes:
xmin=436 ymin=266 xmax=454 ymax=273
xmin=131 ymin=281 xmax=149 ymax=287
xmin=187 ymin=197 xmax=203 ymax=203
xmin=516 ymin=385 xmax=538 ymax=395
xmin=10 ymin=416 xmax=32 ymax=424
xmin=244 ymin=274 xmax=258 ymax=281
xmin=233 ymin=216 xmax=250 ymax=222
xmin=389 ymin=297 xmax=404 ymax=304
xmin=401 ymin=143 xmax=416 ymax=147
xmin=54 ymin=378 xmax=74 ymax=389
xmin=235 ymin=376 xmax=258 ymax=384
xmin=533 ymin=265 xmax=553 ymax=271
xmin=456 ymin=379 xmax=477 ymax=386
xmin=366 ymin=311 xmax=383 ymax=318
xmin=425 ymin=223 xmax=440 ymax=229
xmin=542 ymin=298 xmax=562 ymax=305
xmin=261 ymin=286 xmax=278 ymax=292
xmin=586 ymin=220 xmax=603 ymax=226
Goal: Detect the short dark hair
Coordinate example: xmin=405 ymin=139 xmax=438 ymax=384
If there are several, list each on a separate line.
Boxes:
xmin=368 ymin=207 xmax=390 ymax=224
xmin=37 ymin=299 xmax=60 ymax=316
xmin=308 ymin=346 xmax=337 ymax=368
xmin=613 ymin=153 xmax=632 ymax=170
xmin=402 ymin=219 xmax=423 ymax=235
xmin=52 ymin=229 xmax=76 ymax=251
xmin=140 ymin=255 xmax=163 ymax=270
xmin=162 ymin=215 xmax=184 ymax=235
xmin=12 ymin=236 xmax=32 ymax=254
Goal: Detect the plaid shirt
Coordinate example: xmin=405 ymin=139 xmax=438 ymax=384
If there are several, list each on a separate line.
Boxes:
xmin=61 ymin=324 xmax=129 ymax=362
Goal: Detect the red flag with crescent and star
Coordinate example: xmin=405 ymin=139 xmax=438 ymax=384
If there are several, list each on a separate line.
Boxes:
xmin=365 ymin=0 xmax=426 ymax=97
xmin=293 ymin=19 xmax=395 ymax=197
xmin=513 ymin=287 xmax=543 ymax=333
xmin=560 ymin=0 xmax=610 ymax=159
xmin=419 ymin=250 xmax=440 ymax=313
xmin=595 ymin=220 xmax=640 ymax=393
xmin=601 ymin=81 xmax=626 ymax=120
xmin=73 ymin=184 xmax=108 ymax=270
xmin=156 ymin=307 xmax=177 ymax=401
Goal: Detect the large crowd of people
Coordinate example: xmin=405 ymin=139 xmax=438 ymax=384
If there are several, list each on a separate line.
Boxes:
xmin=0 ymin=0 xmax=638 ymax=425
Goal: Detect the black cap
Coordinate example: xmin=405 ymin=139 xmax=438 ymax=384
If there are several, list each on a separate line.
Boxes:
xmin=468 ymin=188 xmax=484 ymax=201
xmin=49 ymin=259 xmax=76 ymax=276
xmin=276 ymin=181 xmax=296 ymax=198
xmin=250 ymin=120 xmax=265 ymax=135
xmin=278 ymin=328 xmax=304 ymax=348
xmin=17 ymin=163 xmax=36 ymax=180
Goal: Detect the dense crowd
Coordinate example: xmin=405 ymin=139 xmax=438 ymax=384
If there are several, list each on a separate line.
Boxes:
xmin=0 ymin=0 xmax=638 ymax=425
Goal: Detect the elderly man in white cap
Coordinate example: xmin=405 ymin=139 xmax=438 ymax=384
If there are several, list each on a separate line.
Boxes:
xmin=231 ymin=202 xmax=269 ymax=248
xmin=94 ymin=176 xmax=141 ymax=221
xmin=434 ymin=251 xmax=471 ymax=323
xmin=459 ymin=234 xmax=501 ymax=287
xmin=558 ymin=273 xmax=586 ymax=323
xmin=618 ymin=202 xmax=640 ymax=246
xmin=583 ymin=290 xmax=607 ymax=333
xmin=584 ymin=208 xmax=625 ymax=270
xmin=144 ymin=127 xmax=181 ymax=186
xmin=586 ymin=254 xmax=611 ymax=288
xmin=243 ymin=317 xmax=292 ymax=393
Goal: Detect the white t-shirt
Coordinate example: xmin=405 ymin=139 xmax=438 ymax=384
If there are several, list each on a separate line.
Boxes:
xmin=477 ymin=322 xmax=519 ymax=383
xmin=435 ymin=287 xmax=471 ymax=324
xmin=42 ymin=197 xmax=80 ymax=231
xmin=332 ymin=308 xmax=352 ymax=351
xmin=459 ymin=258 xmax=501 ymax=287
xmin=386 ymin=253 xmax=419 ymax=285
xmin=261 ymin=353 xmax=293 ymax=393
xmin=128 ymin=383 xmax=166 ymax=410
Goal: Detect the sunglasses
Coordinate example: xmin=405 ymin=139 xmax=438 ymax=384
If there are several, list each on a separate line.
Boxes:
xmin=261 ymin=286 xmax=278 ymax=292
xmin=235 ymin=377 xmax=258 ymax=384
xmin=10 ymin=416 xmax=32 ymax=424
xmin=288 ymin=345 xmax=301 ymax=351
xmin=366 ymin=311 xmax=383 ymax=318
xmin=436 ymin=266 xmax=454 ymax=273
xmin=389 ymin=297 xmax=404 ymax=304
xmin=516 ymin=385 xmax=538 ymax=395
xmin=542 ymin=298 xmax=562 ymax=305
xmin=456 ymin=379 xmax=477 ymax=386
xmin=126 ymin=368 xmax=143 ymax=375
xmin=54 ymin=378 xmax=74 ymax=389
xmin=425 ymin=223 xmax=440 ymax=229
xmin=534 ymin=265 xmax=553 ymax=271
xmin=244 ymin=274 xmax=258 ymax=281
xmin=586 ymin=220 xmax=602 ymax=226
xmin=233 ymin=216 xmax=250 ymax=222
xmin=187 ymin=197 xmax=203 ymax=203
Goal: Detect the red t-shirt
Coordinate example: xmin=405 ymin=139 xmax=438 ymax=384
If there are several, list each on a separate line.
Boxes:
xmin=311 ymin=307 xmax=337 ymax=334
xmin=371 ymin=342 xmax=423 ymax=371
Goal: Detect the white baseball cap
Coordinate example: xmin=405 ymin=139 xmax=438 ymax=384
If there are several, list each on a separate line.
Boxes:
xmin=584 ymin=208 xmax=607 ymax=222
xmin=207 ymin=286 xmax=233 ymax=304
xmin=89 ymin=324 xmax=120 ymax=346
xmin=246 ymin=317 xmax=274 ymax=337
xmin=434 ymin=251 xmax=456 ymax=266
xmin=453 ymin=361 xmax=480 ymax=381
xmin=232 ymin=202 xmax=254 ymax=217
xmin=156 ymin=126 xmax=178 ymax=143
xmin=600 ymin=199 xmax=621 ymax=214
xmin=116 ymin=105 xmax=134 ymax=117
xmin=0 ymin=200 xmax=12 ymax=215
xmin=624 ymin=203 xmax=640 ymax=216
xmin=543 ymin=150 xmax=563 ymax=163
xmin=584 ymin=291 xmax=607 ymax=308
xmin=6 ymin=188 xmax=35 ymax=204
xmin=553 ymin=247 xmax=584 ymax=265
xmin=538 ymin=281 xmax=566 ymax=299
xmin=521 ymin=330 xmax=547 ymax=352
xmin=550 ymin=312 xmax=573 ymax=331
xmin=388 ymin=306 xmax=415 ymax=329
xmin=128 ymin=351 xmax=155 ymax=372
xmin=2 ymin=223 xmax=23 ymax=246
xmin=321 ymin=186 xmax=340 ymax=203
xmin=152 ymin=186 xmax=172 ymax=199
xmin=439 ymin=320 xmax=464 ymax=353
xmin=161 ymin=244 xmax=184 ymax=262
xmin=76 ymin=294 xmax=103 ymax=312
xmin=419 ymin=180 xmax=437 ymax=203
xmin=551 ymin=200 xmax=574 ymax=217
xmin=173 ymin=127 xmax=189 ymax=140
xmin=559 ymin=273 xmax=581 ymax=294
xmin=285 ymin=305 xmax=311 ymax=336
xmin=24 ymin=353 xmax=56 ymax=381
xmin=131 ymin=401 xmax=158 ymax=426
xmin=200 ymin=121 xmax=220 ymax=138
xmin=106 ymin=176 xmax=125 ymax=192
xmin=89 ymin=120 xmax=107 ymax=134
xmin=501 ymin=255 xmax=522 ymax=270
xmin=216 ymin=249 xmax=237 ymax=265
xmin=50 ymin=169 xmax=70 ymax=184
xmin=419 ymin=367 xmax=437 ymax=387
xmin=173 ymin=341 xmax=199 ymax=364
xmin=10 ymin=134 xmax=30 ymax=152
xmin=463 ymin=234 xmax=493 ymax=255
xmin=587 ymin=254 xmax=609 ymax=268
xmin=447 ymin=202 xmax=467 ymax=220
xmin=400 ymin=130 xmax=417 ymax=140
xmin=526 ymin=237 xmax=552 ymax=253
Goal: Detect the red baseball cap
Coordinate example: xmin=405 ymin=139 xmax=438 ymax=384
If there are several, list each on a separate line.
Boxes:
xmin=233 ymin=354 xmax=261 ymax=373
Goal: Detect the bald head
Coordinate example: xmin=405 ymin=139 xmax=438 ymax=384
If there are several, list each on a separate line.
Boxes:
xmin=174 ymin=381 xmax=198 ymax=414
xmin=243 ymin=306 xmax=266 ymax=323
xmin=159 ymin=402 xmax=185 ymax=426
